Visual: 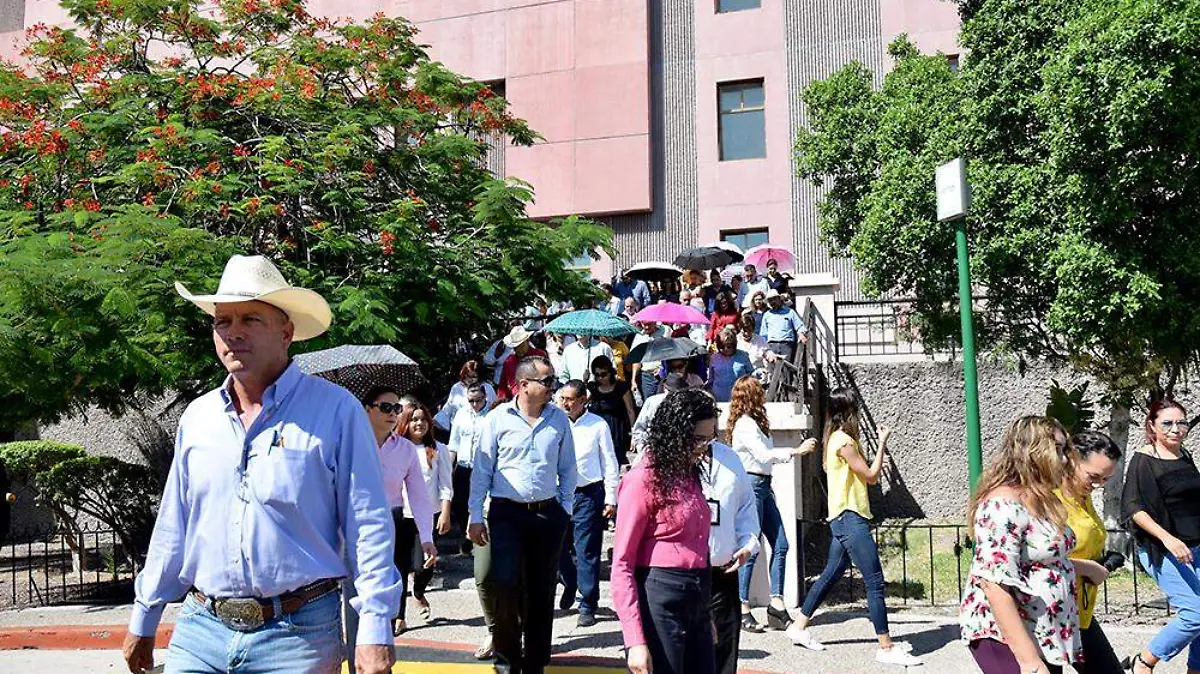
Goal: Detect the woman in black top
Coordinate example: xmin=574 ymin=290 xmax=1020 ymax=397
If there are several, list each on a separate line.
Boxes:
xmin=1121 ymin=399 xmax=1200 ymax=674
xmin=587 ymin=355 xmax=637 ymax=466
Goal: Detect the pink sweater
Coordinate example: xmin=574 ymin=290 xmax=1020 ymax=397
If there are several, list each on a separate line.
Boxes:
xmin=611 ymin=463 xmax=711 ymax=648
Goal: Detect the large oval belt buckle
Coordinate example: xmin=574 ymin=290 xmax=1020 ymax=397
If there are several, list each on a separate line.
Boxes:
xmin=213 ymin=598 xmax=266 ymax=632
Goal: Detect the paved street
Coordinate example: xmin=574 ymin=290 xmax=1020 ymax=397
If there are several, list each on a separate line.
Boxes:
xmin=0 ymin=575 xmax=1189 ymax=673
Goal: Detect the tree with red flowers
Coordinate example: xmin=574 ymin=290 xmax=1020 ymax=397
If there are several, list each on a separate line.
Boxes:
xmin=0 ymin=0 xmax=612 ymax=431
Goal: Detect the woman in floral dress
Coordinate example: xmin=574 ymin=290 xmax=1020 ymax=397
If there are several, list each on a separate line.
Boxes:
xmin=961 ymin=416 xmax=1084 ymax=674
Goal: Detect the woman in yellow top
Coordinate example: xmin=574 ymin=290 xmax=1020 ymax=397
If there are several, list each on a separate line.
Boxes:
xmin=786 ymin=387 xmax=921 ymax=667
xmin=1056 ymin=430 xmax=1123 ymax=674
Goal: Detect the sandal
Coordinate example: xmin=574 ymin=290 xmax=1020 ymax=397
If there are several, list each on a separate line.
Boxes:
xmin=417 ymin=599 xmax=432 ymax=620
xmin=474 ymin=635 xmax=495 ymax=660
xmin=392 ymin=619 xmax=407 ymax=636
xmin=1122 ymin=653 xmax=1154 ymax=673
xmin=741 ymin=613 xmax=766 ymax=633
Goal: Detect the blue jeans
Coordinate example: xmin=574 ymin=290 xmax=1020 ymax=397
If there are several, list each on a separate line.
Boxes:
xmin=166 ymin=591 xmax=344 ymax=674
xmin=738 ymin=475 xmax=789 ymax=602
xmin=800 ymin=510 xmax=889 ymax=635
xmin=558 ymin=480 xmax=606 ymax=614
xmin=1138 ymin=544 xmax=1200 ymax=669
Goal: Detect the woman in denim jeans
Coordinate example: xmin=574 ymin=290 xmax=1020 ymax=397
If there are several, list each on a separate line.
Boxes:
xmin=1122 ymin=399 xmax=1200 ymax=674
xmin=727 ymin=376 xmax=816 ymax=633
xmin=786 ymin=387 xmax=921 ymax=667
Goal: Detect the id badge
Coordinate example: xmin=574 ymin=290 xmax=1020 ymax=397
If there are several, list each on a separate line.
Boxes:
xmin=707 ymin=498 xmax=721 ymax=526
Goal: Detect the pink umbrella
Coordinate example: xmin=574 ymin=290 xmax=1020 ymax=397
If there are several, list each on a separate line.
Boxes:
xmin=631 ymin=303 xmax=710 ymax=326
xmin=744 ymin=244 xmax=795 ymax=272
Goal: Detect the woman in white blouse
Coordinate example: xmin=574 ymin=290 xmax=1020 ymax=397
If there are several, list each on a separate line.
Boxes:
xmin=727 ymin=376 xmax=817 ymax=633
xmin=434 ymin=360 xmax=496 ymax=431
xmin=399 ymin=404 xmax=454 ymax=625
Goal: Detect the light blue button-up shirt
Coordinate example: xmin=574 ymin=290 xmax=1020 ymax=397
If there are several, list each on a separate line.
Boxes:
xmin=129 ymin=362 xmax=401 ymax=645
xmin=468 ymin=401 xmax=577 ymax=524
xmin=758 ymin=306 xmax=806 ymax=342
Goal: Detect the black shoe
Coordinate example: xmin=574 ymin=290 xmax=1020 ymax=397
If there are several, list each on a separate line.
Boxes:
xmin=559 ymin=587 xmax=577 ymax=610
xmin=577 ymin=612 xmax=597 ymax=627
xmin=741 ymin=613 xmax=765 ymax=633
xmin=766 ymin=605 xmax=794 ymax=630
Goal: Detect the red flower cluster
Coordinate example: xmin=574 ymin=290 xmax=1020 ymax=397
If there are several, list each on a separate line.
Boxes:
xmin=379 ymin=230 xmax=396 ymax=255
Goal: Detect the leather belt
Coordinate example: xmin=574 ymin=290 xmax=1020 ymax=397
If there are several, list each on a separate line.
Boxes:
xmin=747 ymin=472 xmax=771 ymax=480
xmin=191 ymin=578 xmax=338 ymax=632
xmin=494 ymin=497 xmax=558 ymax=511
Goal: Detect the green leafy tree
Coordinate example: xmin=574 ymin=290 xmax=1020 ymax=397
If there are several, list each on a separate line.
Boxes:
xmin=796 ymin=1 xmax=1200 ymax=519
xmin=0 ymin=0 xmax=612 ymax=432
xmin=37 ymin=456 xmax=159 ymax=568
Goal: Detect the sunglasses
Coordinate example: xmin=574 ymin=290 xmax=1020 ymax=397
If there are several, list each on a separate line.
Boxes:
xmin=1159 ymin=420 xmax=1190 ymax=431
xmin=371 ymin=401 xmax=403 ymax=414
xmin=523 ymin=375 xmax=556 ymax=388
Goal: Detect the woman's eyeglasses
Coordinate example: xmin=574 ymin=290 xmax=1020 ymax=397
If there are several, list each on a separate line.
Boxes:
xmin=370 ymin=401 xmax=403 ymax=414
xmin=1159 ymin=420 xmax=1190 ymax=431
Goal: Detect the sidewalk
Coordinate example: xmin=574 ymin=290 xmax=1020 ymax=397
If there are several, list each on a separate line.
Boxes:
xmin=0 ymin=585 xmax=1189 ymax=674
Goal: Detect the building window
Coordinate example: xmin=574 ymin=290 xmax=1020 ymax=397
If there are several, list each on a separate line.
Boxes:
xmin=718 ymin=80 xmax=766 ymax=161
xmin=566 ymin=249 xmax=593 ymax=271
xmin=721 ymin=229 xmax=769 ymax=253
xmin=717 ymin=0 xmax=760 ymax=12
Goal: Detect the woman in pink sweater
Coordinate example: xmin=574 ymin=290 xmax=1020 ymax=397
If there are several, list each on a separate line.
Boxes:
xmin=613 ymin=389 xmax=718 ymax=674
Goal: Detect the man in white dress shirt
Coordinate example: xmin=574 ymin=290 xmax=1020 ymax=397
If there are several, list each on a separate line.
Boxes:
xmin=554 ymin=380 xmax=620 ymax=627
xmin=701 ymin=440 xmax=761 ymax=674
xmin=558 ymin=335 xmax=614 ymax=384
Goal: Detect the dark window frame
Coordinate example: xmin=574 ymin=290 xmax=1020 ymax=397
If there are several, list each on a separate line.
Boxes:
xmin=716 ymin=0 xmax=761 ymax=13
xmin=720 ymin=228 xmax=770 ymax=253
xmin=717 ymin=79 xmax=767 ymax=161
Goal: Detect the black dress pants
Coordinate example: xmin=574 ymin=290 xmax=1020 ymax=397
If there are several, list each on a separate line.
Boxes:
xmin=482 ymin=498 xmax=569 ymax=674
xmin=636 ymin=567 xmax=715 ymax=674
xmin=709 ymin=567 xmax=741 ymax=674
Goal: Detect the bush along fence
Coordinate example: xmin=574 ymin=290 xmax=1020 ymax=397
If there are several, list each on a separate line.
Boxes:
xmin=0 ymin=520 xmax=138 ymax=609
xmin=795 ymin=518 xmax=1174 ymax=620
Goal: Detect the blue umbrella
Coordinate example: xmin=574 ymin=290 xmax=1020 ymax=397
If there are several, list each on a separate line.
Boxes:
xmin=543 ymin=309 xmax=637 ymax=338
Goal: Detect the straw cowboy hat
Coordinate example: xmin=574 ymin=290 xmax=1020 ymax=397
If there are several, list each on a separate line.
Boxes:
xmin=502 ymin=325 xmax=534 ymax=349
xmin=174 ymin=254 xmax=332 ymax=341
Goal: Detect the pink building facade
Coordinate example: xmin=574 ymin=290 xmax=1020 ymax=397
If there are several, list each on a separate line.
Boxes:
xmin=0 ymin=0 xmax=961 ymax=297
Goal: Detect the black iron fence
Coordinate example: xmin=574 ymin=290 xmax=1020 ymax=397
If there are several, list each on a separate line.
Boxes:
xmin=834 ymin=300 xmax=930 ymax=359
xmin=796 ymin=518 xmax=1173 ymax=619
xmin=0 ymin=521 xmax=138 ymax=609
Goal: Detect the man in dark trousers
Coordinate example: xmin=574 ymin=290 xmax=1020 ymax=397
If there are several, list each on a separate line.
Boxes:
xmin=468 ymin=356 xmax=578 ymax=674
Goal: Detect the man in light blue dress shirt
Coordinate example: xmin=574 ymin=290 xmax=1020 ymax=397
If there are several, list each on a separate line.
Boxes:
xmin=122 ymin=255 xmax=400 ymax=674
xmin=468 ymin=355 xmax=577 ymax=674
xmin=757 ymin=289 xmax=807 ymax=363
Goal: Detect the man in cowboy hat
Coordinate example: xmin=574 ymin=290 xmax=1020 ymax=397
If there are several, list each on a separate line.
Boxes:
xmin=494 ymin=325 xmax=547 ymax=403
xmin=122 ymin=255 xmax=401 ymax=674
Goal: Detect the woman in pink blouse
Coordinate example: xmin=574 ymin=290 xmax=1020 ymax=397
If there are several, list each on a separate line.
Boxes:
xmin=613 ymin=389 xmax=719 ymax=674
xmin=361 ymin=385 xmax=437 ymax=636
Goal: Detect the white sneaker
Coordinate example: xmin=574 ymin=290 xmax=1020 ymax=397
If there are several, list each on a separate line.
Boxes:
xmin=786 ymin=625 xmax=827 ymax=651
xmin=876 ymin=645 xmax=922 ymax=666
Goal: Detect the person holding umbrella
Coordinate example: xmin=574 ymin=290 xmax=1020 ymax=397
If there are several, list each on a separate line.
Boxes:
xmin=560 ymin=335 xmax=614 ymax=384
xmin=764 ymin=259 xmax=792 ymax=295
xmin=631 ymin=321 xmax=668 ymax=400
xmin=739 ymin=265 xmax=770 ymax=308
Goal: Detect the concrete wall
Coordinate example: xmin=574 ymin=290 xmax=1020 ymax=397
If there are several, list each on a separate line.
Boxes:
xmin=839 ymin=358 xmax=1200 ymax=521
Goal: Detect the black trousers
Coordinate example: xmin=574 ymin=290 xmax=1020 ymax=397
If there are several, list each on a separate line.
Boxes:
xmin=482 ymin=498 xmax=569 ymax=674
xmin=451 ymin=465 xmax=473 ymax=533
xmin=1074 ymin=619 xmax=1123 ymax=674
xmin=636 ymin=567 xmax=715 ymax=674
xmin=709 ymin=567 xmax=740 ymax=674
xmin=392 ymin=511 xmax=420 ymax=621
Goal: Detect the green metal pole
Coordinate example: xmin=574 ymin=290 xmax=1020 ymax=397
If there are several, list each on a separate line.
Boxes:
xmin=956 ymin=219 xmax=984 ymax=492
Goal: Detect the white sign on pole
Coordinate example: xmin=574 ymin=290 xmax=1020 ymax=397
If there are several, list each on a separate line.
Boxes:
xmin=936 ymin=158 xmax=969 ymax=222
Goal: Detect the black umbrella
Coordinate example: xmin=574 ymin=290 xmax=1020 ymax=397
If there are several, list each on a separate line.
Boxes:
xmin=673 ymin=246 xmax=736 ymax=271
xmin=293 ymin=344 xmax=426 ymax=399
xmin=626 ymin=337 xmax=707 ymax=364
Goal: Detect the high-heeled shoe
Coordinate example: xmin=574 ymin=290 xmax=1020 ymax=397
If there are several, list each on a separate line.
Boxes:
xmin=766 ymin=605 xmax=794 ymax=630
xmin=1123 ymin=653 xmax=1154 ymax=672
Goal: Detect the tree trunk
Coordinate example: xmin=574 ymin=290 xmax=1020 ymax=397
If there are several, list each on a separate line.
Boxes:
xmin=1103 ymin=402 xmax=1131 ymax=552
